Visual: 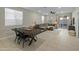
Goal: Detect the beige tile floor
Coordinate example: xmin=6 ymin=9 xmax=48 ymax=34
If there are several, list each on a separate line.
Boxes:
xmin=0 ymin=28 xmax=79 ymax=51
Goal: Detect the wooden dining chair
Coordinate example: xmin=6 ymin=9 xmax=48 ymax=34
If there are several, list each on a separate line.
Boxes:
xmin=12 ymin=28 xmax=21 ymax=43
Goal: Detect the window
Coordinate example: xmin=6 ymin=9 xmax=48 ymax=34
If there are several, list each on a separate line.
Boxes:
xmin=5 ymin=8 xmax=23 ymax=26
xmin=41 ymin=16 xmax=45 ymax=23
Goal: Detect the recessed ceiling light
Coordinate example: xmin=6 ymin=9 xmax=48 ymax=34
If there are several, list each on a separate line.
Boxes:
xmin=67 ymin=16 xmax=70 ymax=19
xmin=60 ymin=17 xmax=63 ymax=20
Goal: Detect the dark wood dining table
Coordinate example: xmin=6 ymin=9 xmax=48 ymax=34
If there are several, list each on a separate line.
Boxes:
xmin=12 ymin=26 xmax=45 ymax=46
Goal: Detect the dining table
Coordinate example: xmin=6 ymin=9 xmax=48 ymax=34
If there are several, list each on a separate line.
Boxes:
xmin=12 ymin=26 xmax=46 ymax=46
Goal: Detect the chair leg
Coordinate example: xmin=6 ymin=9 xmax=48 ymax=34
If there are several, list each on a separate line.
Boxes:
xmin=35 ymin=36 xmax=38 ymax=39
xmin=15 ymin=36 xmax=18 ymax=42
xmin=22 ymin=38 xmax=29 ymax=48
xmin=22 ymin=40 xmax=24 ymax=48
xmin=18 ymin=38 xmax=22 ymax=44
xmin=15 ymin=37 xmax=17 ymax=42
xmin=22 ymin=39 xmax=26 ymax=48
xmin=17 ymin=37 xmax=20 ymax=44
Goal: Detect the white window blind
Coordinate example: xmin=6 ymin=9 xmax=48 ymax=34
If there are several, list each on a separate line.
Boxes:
xmin=5 ymin=8 xmax=23 ymax=26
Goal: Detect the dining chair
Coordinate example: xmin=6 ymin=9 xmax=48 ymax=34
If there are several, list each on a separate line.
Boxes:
xmin=17 ymin=30 xmax=32 ymax=48
xmin=12 ymin=28 xmax=21 ymax=43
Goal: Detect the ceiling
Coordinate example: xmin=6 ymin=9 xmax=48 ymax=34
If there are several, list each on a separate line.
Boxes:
xmin=24 ymin=7 xmax=76 ymax=15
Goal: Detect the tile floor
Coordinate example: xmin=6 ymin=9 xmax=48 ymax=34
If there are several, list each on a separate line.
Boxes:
xmin=0 ymin=28 xmax=79 ymax=51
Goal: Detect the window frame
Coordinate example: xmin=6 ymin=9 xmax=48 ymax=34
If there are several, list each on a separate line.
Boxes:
xmin=5 ymin=8 xmax=23 ymax=26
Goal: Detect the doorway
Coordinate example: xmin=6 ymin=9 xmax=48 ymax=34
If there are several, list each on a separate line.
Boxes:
xmin=59 ymin=16 xmax=70 ymax=29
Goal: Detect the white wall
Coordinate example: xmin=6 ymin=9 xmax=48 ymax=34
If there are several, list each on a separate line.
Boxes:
xmin=44 ymin=15 xmax=49 ymax=23
xmin=0 ymin=7 xmax=43 ymax=38
xmin=72 ymin=9 xmax=79 ymax=37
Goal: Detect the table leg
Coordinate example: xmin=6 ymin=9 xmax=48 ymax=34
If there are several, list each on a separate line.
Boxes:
xmin=28 ymin=38 xmax=33 ymax=46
